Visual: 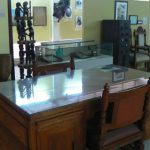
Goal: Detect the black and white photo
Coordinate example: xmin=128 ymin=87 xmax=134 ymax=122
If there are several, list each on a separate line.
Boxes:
xmin=75 ymin=0 xmax=82 ymax=9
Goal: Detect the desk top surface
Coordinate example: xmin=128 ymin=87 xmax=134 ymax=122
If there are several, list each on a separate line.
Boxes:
xmin=0 ymin=65 xmax=149 ymax=115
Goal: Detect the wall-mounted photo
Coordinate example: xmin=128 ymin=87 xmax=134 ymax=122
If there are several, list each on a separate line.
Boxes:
xmin=129 ymin=15 xmax=138 ymax=25
xmin=75 ymin=0 xmax=83 ymax=10
xmin=65 ymin=7 xmax=72 ymax=18
xmin=33 ymin=7 xmax=47 ymax=26
xmin=53 ymin=0 xmax=71 ymax=22
xmin=76 ymin=16 xmax=82 ymax=28
xmin=115 ymin=1 xmax=128 ymax=20
xmin=138 ymin=20 xmax=143 ymax=24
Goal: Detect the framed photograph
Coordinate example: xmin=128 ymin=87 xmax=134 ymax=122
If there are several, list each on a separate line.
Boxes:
xmin=138 ymin=20 xmax=143 ymax=24
xmin=65 ymin=7 xmax=72 ymax=18
xmin=75 ymin=0 xmax=83 ymax=10
xmin=115 ymin=1 xmax=128 ymax=20
xmin=129 ymin=15 xmax=138 ymax=25
xmin=76 ymin=16 xmax=82 ymax=28
xmin=33 ymin=7 xmax=47 ymax=26
xmin=112 ymin=71 xmax=125 ymax=82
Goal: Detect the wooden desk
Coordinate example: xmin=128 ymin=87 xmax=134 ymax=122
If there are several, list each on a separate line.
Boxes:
xmin=0 ymin=65 xmax=149 ymax=150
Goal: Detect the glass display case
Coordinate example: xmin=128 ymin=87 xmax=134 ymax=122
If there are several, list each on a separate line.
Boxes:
xmin=34 ymin=40 xmax=113 ymax=70
xmin=36 ymin=40 xmax=113 ymax=63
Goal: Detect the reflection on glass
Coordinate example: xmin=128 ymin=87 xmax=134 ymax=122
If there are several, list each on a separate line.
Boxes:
xmin=63 ymin=70 xmax=82 ymax=95
xmin=16 ymin=70 xmax=83 ymax=106
xmin=16 ymin=77 xmax=52 ymax=106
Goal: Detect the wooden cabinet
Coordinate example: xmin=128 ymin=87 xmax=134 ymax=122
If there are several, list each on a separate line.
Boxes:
xmin=36 ymin=111 xmax=85 ymax=150
xmin=0 ymin=94 xmax=87 ymax=150
xmin=101 ymin=20 xmax=131 ymax=67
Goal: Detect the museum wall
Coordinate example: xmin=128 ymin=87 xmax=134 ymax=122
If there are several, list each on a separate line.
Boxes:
xmin=1 ymin=0 xmax=150 ymax=54
xmin=0 ymin=0 xmax=10 ymax=54
xmin=11 ymin=0 xmax=52 ymax=42
xmin=83 ymin=0 xmax=114 ymax=42
xmin=58 ymin=0 xmax=82 ymax=40
xmin=11 ymin=0 xmax=82 ymax=43
xmin=128 ymin=0 xmax=150 ymax=44
xmin=83 ymin=0 xmax=150 ymax=44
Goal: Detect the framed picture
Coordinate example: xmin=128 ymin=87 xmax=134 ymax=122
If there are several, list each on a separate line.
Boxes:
xmin=112 ymin=71 xmax=125 ymax=82
xmin=129 ymin=15 xmax=138 ymax=25
xmin=114 ymin=1 xmax=128 ymax=20
xmin=65 ymin=7 xmax=72 ymax=18
xmin=138 ymin=20 xmax=143 ymax=24
xmin=75 ymin=0 xmax=83 ymax=10
xmin=33 ymin=7 xmax=47 ymax=26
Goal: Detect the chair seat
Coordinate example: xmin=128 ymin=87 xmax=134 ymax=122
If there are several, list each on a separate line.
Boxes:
xmin=87 ymin=83 xmax=149 ymax=150
xmin=129 ymin=49 xmax=149 ymax=61
xmin=103 ymin=124 xmax=143 ymax=147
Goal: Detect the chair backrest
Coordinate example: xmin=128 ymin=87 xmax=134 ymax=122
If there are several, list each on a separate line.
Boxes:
xmin=134 ymin=26 xmax=146 ymax=47
xmin=100 ymin=81 xmax=150 ymax=137
xmin=0 ymin=54 xmax=12 ymax=82
xmin=32 ymin=55 xmax=75 ymax=76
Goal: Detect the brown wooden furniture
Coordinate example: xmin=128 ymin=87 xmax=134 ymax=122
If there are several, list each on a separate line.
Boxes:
xmin=101 ymin=20 xmax=131 ymax=67
xmin=0 ymin=66 xmax=150 ymax=150
xmin=32 ymin=55 xmax=75 ymax=76
xmin=0 ymin=54 xmax=12 ymax=82
xmin=131 ymin=26 xmax=150 ymax=70
xmin=87 ymin=82 xmax=150 ymax=150
xmin=0 ymin=94 xmax=86 ymax=150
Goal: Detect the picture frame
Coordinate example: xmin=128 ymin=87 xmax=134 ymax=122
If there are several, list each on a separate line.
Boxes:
xmin=114 ymin=1 xmax=128 ymax=20
xmin=129 ymin=15 xmax=138 ymax=25
xmin=138 ymin=20 xmax=143 ymax=24
xmin=33 ymin=7 xmax=47 ymax=26
xmin=112 ymin=70 xmax=125 ymax=82
xmin=75 ymin=0 xmax=83 ymax=10
xmin=65 ymin=7 xmax=72 ymax=19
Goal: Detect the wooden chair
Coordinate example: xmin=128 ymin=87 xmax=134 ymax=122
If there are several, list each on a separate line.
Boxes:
xmin=87 ymin=81 xmax=150 ymax=150
xmin=131 ymin=26 xmax=150 ymax=70
xmin=32 ymin=55 xmax=75 ymax=76
xmin=0 ymin=54 xmax=12 ymax=82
